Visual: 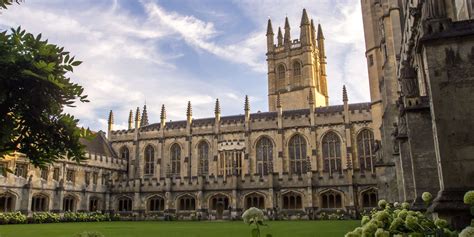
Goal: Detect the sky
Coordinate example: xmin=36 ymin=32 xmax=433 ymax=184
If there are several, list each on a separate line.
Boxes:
xmin=0 ymin=0 xmax=370 ymax=132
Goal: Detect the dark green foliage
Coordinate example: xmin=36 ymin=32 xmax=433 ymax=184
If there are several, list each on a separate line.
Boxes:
xmin=74 ymin=231 xmax=105 ymax=237
xmin=0 ymin=27 xmax=92 ymax=166
xmin=0 ymin=0 xmax=21 ymax=10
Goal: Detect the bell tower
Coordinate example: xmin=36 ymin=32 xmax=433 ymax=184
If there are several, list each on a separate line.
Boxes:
xmin=267 ymin=9 xmax=328 ymax=112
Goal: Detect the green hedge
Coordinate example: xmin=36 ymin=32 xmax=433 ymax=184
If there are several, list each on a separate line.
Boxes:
xmin=0 ymin=211 xmax=120 ymax=225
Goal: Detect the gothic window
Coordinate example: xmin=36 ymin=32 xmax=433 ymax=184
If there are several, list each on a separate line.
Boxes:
xmin=210 ymin=194 xmax=229 ymax=210
xmin=171 ymin=144 xmax=181 ymax=176
xmin=63 ymin=195 xmax=76 ymax=212
xmin=40 ymin=167 xmax=48 ymax=180
xmin=178 ymin=195 xmax=195 ymax=211
xmin=321 ymin=191 xmax=342 ymax=208
xmin=218 ymin=150 xmax=243 ymax=177
xmin=53 ymin=167 xmax=60 ymax=181
xmin=245 ymin=193 xmax=265 ymax=209
xmin=357 ymin=129 xmax=375 ymax=172
xmin=85 ymin=171 xmax=91 ymax=185
xmin=120 ymin=146 xmax=130 ymax=160
xmin=256 ymin=137 xmax=273 ymax=176
xmin=92 ymin=172 xmax=98 ymax=185
xmin=277 ymin=64 xmax=286 ymax=79
xmin=148 ymin=196 xmax=165 ymax=212
xmin=293 ymin=61 xmax=302 ymax=76
xmin=288 ymin=135 xmax=306 ymax=175
xmin=144 ymin=145 xmax=155 ymax=176
xmin=66 ymin=169 xmax=75 ymax=182
xmin=322 ymin=132 xmax=342 ymax=174
xmin=0 ymin=193 xmax=15 ymax=212
xmin=14 ymin=163 xmax=27 ymax=178
xmin=31 ymin=194 xmax=48 ymax=212
xmin=361 ymin=189 xmax=378 ymax=208
xmin=282 ymin=192 xmax=303 ymax=210
xmin=89 ymin=197 xmax=100 ymax=212
xmin=198 ymin=141 xmax=209 ymax=176
xmin=118 ymin=197 xmax=132 ymax=212
xmin=0 ymin=163 xmax=6 ymax=177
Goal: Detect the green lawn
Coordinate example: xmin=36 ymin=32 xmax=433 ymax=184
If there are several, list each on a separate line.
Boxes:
xmin=0 ymin=220 xmax=359 ymax=237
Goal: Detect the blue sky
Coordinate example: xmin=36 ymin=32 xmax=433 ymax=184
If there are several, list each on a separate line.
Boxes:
xmin=0 ymin=0 xmax=369 ymax=131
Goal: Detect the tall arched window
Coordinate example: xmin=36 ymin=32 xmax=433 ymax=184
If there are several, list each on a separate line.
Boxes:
xmin=198 ymin=141 xmax=209 ymax=176
xmin=288 ymin=135 xmax=306 ymax=175
xmin=282 ymin=192 xmax=303 ymax=210
xmin=361 ymin=189 xmax=378 ymax=207
xmin=148 ymin=196 xmax=165 ymax=212
xmin=31 ymin=194 xmax=48 ymax=212
xmin=321 ymin=191 xmax=342 ymax=208
xmin=256 ymin=137 xmax=273 ymax=176
xmin=63 ymin=195 xmax=76 ymax=212
xmin=245 ymin=193 xmax=265 ymax=209
xmin=0 ymin=193 xmax=15 ymax=212
xmin=178 ymin=195 xmax=195 ymax=211
xmin=357 ymin=129 xmax=375 ymax=172
xmin=118 ymin=197 xmax=132 ymax=212
xmin=89 ymin=197 xmax=100 ymax=212
xmin=277 ymin=64 xmax=286 ymax=79
xmin=144 ymin=145 xmax=155 ymax=176
xmin=322 ymin=132 xmax=342 ymax=174
xmin=210 ymin=194 xmax=229 ymax=210
xmin=120 ymin=146 xmax=129 ymax=160
xmin=171 ymin=144 xmax=181 ymax=176
xmin=293 ymin=61 xmax=301 ymax=76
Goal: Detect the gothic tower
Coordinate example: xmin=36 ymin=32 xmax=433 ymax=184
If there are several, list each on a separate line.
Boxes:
xmin=267 ymin=9 xmax=328 ymax=112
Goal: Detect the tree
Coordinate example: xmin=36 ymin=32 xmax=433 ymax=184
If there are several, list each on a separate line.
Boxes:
xmin=0 ymin=26 xmax=92 ymax=167
xmin=0 ymin=0 xmax=21 ymax=10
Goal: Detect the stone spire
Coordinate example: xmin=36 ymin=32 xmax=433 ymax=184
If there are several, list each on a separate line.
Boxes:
xmin=140 ymin=104 xmax=149 ymax=127
xmin=214 ymin=98 xmax=221 ymax=115
xmin=160 ymin=104 xmax=166 ymax=129
xmin=107 ymin=110 xmax=114 ymax=138
xmin=277 ymin=27 xmax=283 ymax=46
xmin=244 ymin=95 xmax=250 ymax=112
xmin=186 ymin=101 xmax=192 ymax=125
xmin=300 ymin=9 xmax=311 ymax=46
xmin=310 ymin=19 xmax=317 ymax=46
xmin=135 ymin=107 xmax=141 ymax=129
xmin=266 ymin=18 xmax=274 ymax=52
xmin=128 ymin=110 xmax=133 ymax=130
xmin=284 ymin=16 xmax=291 ymax=46
xmin=300 ymin=9 xmax=310 ymax=26
xmin=317 ymin=23 xmax=325 ymax=40
xmin=343 ymin=85 xmax=348 ymax=102
xmin=308 ymin=88 xmax=314 ymax=105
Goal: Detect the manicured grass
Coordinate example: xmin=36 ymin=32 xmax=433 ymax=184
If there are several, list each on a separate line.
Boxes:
xmin=0 ymin=220 xmax=359 ymax=237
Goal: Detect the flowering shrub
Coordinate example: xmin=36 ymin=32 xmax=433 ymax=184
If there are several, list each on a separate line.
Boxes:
xmin=345 ymin=199 xmax=458 ymax=237
xmin=242 ymin=207 xmax=269 ymax=237
xmin=32 ymin=212 xmax=60 ymax=223
xmin=459 ymin=226 xmax=474 ymax=237
xmin=464 ymin=191 xmax=474 ymax=206
xmin=0 ymin=212 xmax=27 ymax=224
xmin=421 ymin=192 xmax=432 ymax=205
xmin=0 ymin=211 xmax=120 ymax=225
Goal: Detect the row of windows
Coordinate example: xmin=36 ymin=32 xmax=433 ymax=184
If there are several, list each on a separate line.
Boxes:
xmin=276 ymin=61 xmax=302 ymax=79
xmin=122 ymin=129 xmax=376 ymax=176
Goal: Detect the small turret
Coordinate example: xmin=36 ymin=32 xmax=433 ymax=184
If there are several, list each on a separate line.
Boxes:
xmin=160 ymin=104 xmax=166 ymax=129
xmin=300 ymin=9 xmax=311 ymax=46
xmin=308 ymin=89 xmax=315 ymax=126
xmin=128 ymin=110 xmax=133 ymax=130
xmin=317 ymin=23 xmax=328 ymax=101
xmin=140 ymin=104 xmax=149 ymax=127
xmin=276 ymin=92 xmax=283 ymax=129
xmin=244 ymin=95 xmax=250 ymax=129
xmin=186 ymin=101 xmax=192 ymax=124
xmin=284 ymin=16 xmax=291 ymax=47
xmin=266 ymin=18 xmax=274 ymax=52
xmin=310 ymin=19 xmax=317 ymax=46
xmin=214 ymin=98 xmax=221 ymax=121
xmin=107 ymin=110 xmax=114 ymax=138
xmin=135 ymin=107 xmax=141 ymax=129
xmin=277 ymin=27 xmax=283 ymax=46
xmin=343 ymin=85 xmax=348 ymax=103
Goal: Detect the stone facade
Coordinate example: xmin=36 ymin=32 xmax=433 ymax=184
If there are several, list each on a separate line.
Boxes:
xmin=0 ymin=9 xmax=383 ymax=220
xmin=361 ymin=0 xmax=474 ymax=229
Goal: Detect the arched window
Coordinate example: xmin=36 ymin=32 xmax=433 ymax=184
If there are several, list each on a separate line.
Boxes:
xmin=0 ymin=193 xmax=15 ymax=212
xmin=357 ymin=129 xmax=375 ymax=172
xmin=31 ymin=194 xmax=48 ymax=212
xmin=361 ymin=189 xmax=378 ymax=207
xmin=282 ymin=192 xmax=303 ymax=210
xmin=89 ymin=197 xmax=100 ymax=212
xmin=245 ymin=193 xmax=265 ymax=209
xmin=120 ymin=146 xmax=129 ymax=160
xmin=321 ymin=191 xmax=343 ymax=208
xmin=148 ymin=196 xmax=165 ymax=212
xmin=256 ymin=137 xmax=273 ymax=176
xmin=277 ymin=64 xmax=286 ymax=79
xmin=63 ymin=195 xmax=76 ymax=212
xmin=178 ymin=195 xmax=195 ymax=211
xmin=322 ymin=132 xmax=342 ymax=174
xmin=293 ymin=61 xmax=301 ymax=76
xmin=288 ymin=135 xmax=306 ymax=175
xmin=198 ymin=141 xmax=209 ymax=176
xmin=144 ymin=145 xmax=155 ymax=176
xmin=171 ymin=144 xmax=181 ymax=176
xmin=210 ymin=194 xmax=229 ymax=210
xmin=118 ymin=197 xmax=132 ymax=212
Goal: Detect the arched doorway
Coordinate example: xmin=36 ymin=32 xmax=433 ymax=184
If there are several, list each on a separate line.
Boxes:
xmin=209 ymin=194 xmax=229 ymax=220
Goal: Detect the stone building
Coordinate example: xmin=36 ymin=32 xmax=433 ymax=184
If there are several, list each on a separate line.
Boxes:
xmin=361 ymin=0 xmax=474 ymax=228
xmin=0 ymin=9 xmax=382 ymax=220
